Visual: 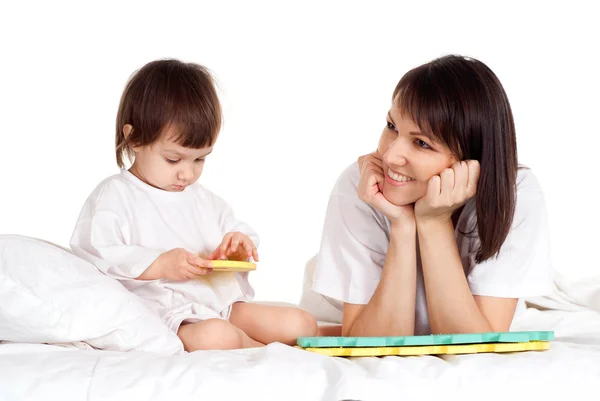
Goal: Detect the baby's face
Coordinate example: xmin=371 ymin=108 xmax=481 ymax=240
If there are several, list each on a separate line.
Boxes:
xmin=129 ymin=128 xmax=213 ymax=192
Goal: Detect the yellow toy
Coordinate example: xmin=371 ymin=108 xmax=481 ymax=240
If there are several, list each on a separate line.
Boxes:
xmin=300 ymin=341 xmax=550 ymax=357
xmin=209 ymin=260 xmax=256 ymax=272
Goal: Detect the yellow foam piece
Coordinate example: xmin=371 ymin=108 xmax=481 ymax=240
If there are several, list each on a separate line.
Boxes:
xmin=209 ymin=260 xmax=256 ymax=272
xmin=299 ymin=341 xmax=550 ymax=357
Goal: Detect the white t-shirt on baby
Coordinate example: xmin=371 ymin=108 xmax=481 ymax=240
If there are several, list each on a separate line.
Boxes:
xmin=70 ymin=170 xmax=259 ymax=333
xmin=312 ymin=162 xmax=554 ymax=335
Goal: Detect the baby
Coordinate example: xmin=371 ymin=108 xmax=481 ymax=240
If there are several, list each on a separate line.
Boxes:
xmin=70 ymin=59 xmax=317 ymax=351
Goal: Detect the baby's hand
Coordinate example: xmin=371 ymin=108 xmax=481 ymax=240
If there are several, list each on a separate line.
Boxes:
xmin=147 ymin=248 xmax=213 ymax=281
xmin=209 ymin=232 xmax=259 ymax=262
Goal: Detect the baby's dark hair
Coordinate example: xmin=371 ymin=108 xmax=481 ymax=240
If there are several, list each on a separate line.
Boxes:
xmin=115 ymin=59 xmax=222 ymax=168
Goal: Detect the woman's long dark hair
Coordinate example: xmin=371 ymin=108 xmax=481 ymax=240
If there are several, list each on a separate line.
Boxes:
xmin=393 ymin=55 xmax=518 ymax=263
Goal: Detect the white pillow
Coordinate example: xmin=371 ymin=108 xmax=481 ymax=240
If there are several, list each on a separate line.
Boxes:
xmin=298 ymin=254 xmax=343 ymax=324
xmin=0 ymin=234 xmax=183 ymax=354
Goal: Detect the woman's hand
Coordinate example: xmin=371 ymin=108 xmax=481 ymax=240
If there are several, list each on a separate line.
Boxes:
xmin=357 ymin=151 xmax=415 ymax=226
xmin=414 ymin=160 xmax=480 ymax=223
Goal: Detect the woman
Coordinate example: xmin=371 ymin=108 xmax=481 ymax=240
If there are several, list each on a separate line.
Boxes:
xmin=311 ymin=54 xmax=553 ymax=336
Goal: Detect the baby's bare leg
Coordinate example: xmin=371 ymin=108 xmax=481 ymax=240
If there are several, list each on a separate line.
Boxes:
xmin=229 ymin=303 xmax=318 ymax=346
xmin=177 ymin=318 xmax=264 ymax=351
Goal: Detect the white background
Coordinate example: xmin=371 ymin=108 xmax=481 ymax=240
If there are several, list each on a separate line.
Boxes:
xmin=1 ymin=0 xmax=598 ymax=304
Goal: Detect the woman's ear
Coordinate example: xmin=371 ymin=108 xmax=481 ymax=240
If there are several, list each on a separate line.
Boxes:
xmin=123 ymin=124 xmax=133 ymax=139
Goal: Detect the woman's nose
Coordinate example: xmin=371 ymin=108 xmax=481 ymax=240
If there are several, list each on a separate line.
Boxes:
xmin=383 ymin=140 xmax=409 ymax=167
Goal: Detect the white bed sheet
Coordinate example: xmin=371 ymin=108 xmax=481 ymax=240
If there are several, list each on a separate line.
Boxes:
xmin=2 ymin=304 xmax=600 ymax=401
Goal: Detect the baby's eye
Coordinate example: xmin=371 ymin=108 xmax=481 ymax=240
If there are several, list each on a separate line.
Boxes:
xmin=386 ymin=121 xmax=396 ymax=131
xmin=415 ymin=139 xmax=431 ymax=149
xmin=166 ymin=158 xmax=180 ymax=164
xmin=195 ymin=158 xmax=206 ymax=163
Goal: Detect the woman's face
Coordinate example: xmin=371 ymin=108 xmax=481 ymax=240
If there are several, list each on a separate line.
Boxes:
xmin=378 ymin=105 xmax=456 ymax=206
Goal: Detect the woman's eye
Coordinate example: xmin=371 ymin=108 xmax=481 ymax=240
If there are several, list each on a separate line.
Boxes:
xmin=416 ymin=139 xmax=431 ymax=149
xmin=166 ymin=158 xmax=179 ymax=164
xmin=195 ymin=158 xmax=206 ymax=163
xmin=386 ymin=121 xmax=396 ymax=130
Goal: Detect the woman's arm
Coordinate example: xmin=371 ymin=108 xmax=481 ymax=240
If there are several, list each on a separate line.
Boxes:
xmin=415 ymin=161 xmax=517 ymax=334
xmin=343 ymin=222 xmax=417 ymax=337
xmin=417 ymin=218 xmax=517 ymax=334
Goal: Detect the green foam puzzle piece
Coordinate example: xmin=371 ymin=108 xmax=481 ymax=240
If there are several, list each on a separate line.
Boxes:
xmin=296 ymin=331 xmax=554 ymax=348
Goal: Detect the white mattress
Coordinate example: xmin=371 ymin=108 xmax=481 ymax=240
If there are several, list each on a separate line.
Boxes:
xmin=2 ymin=305 xmax=600 ymax=401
